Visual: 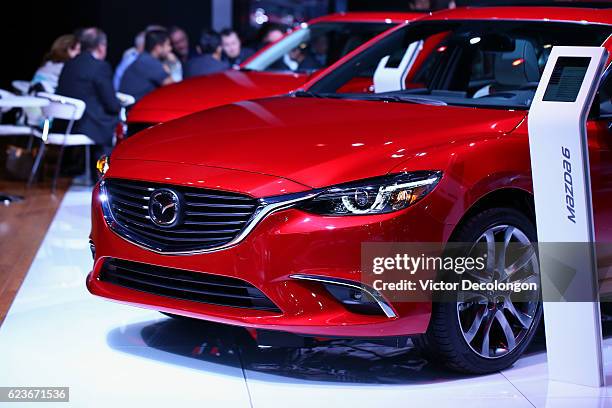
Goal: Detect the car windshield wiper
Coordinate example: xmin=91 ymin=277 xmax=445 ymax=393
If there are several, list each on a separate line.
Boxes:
xmin=353 ymin=94 xmax=448 ymax=106
xmin=293 ymin=91 xmax=447 ymax=106
xmin=293 ymin=90 xmax=326 ymax=98
xmin=293 ymin=91 xmax=362 ymax=99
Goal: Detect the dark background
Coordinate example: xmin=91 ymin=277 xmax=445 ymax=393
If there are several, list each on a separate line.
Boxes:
xmin=1 ymin=0 xmax=213 ymax=89
xmin=0 ymin=0 xmax=607 ymax=90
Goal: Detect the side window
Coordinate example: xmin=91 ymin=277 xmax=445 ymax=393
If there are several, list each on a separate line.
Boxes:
xmin=599 ymin=71 xmax=612 ymax=117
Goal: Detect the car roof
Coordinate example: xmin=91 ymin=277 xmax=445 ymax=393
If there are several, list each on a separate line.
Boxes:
xmin=422 ymin=6 xmax=612 ymax=25
xmin=310 ymin=12 xmax=424 ymax=25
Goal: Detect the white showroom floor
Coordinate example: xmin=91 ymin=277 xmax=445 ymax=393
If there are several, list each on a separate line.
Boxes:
xmin=3 ymin=187 xmax=612 ymax=407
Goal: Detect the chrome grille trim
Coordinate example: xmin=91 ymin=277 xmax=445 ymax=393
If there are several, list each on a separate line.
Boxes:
xmin=99 ymin=258 xmax=281 ymax=312
xmin=99 ymin=179 xmax=317 ymax=255
xmin=290 ymin=274 xmax=397 ymax=318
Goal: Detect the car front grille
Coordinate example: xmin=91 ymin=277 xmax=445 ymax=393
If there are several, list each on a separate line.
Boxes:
xmin=103 ymin=178 xmax=260 ymax=253
xmin=99 ymin=258 xmax=281 ymax=312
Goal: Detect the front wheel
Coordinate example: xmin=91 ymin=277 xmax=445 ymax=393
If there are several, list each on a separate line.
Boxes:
xmin=414 ymin=208 xmax=542 ymax=374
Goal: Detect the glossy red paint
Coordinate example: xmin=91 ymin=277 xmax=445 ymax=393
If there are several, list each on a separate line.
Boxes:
xmin=127 ymin=71 xmax=309 ymax=123
xmin=89 ymin=95 xmax=531 ymax=336
xmin=422 ymin=6 xmax=612 ymax=25
xmin=89 ymin=7 xmax=612 ymax=338
xmin=115 ymin=98 xmax=527 ymax=189
xmin=306 ymin=11 xmax=423 ymax=24
xmin=127 ymin=12 xmax=422 ymax=125
xmin=88 ymin=181 xmax=438 ymax=336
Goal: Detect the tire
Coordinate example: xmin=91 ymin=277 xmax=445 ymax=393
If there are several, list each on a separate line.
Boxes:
xmin=414 ymin=207 xmax=542 ymax=374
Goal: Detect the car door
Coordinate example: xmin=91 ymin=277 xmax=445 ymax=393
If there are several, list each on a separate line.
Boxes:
xmin=588 ymin=70 xmax=612 ymax=295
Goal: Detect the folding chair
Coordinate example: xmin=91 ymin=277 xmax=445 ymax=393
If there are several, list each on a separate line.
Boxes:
xmin=28 ymin=93 xmax=92 ymax=193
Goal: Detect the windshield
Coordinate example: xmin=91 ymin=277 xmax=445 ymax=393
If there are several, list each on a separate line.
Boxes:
xmin=244 ymin=22 xmax=392 ymax=73
xmin=308 ymin=20 xmax=612 ymax=109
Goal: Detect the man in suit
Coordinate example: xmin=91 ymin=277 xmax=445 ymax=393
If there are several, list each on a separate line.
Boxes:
xmin=220 ymin=29 xmax=255 ymax=68
xmin=56 ymin=27 xmax=121 ymax=183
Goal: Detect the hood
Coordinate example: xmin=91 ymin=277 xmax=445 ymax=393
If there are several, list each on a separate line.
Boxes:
xmin=115 ymin=96 xmax=526 ymax=189
xmin=127 ymin=70 xmax=309 ymax=123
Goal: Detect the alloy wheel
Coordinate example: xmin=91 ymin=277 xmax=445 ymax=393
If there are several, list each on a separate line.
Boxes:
xmin=456 ymin=225 xmax=540 ymax=359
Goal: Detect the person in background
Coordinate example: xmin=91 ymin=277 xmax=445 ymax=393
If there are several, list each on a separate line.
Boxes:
xmin=220 ymin=28 xmax=255 ymax=68
xmin=114 ymin=25 xmax=179 ymax=88
xmin=435 ymin=0 xmax=456 ymax=9
xmin=119 ymin=30 xmax=175 ymax=101
xmin=410 ymin=0 xmax=431 ymax=9
xmin=56 ymin=27 xmax=121 ymax=183
xmin=184 ymin=30 xmax=229 ymax=78
xmin=411 ymin=0 xmax=456 ymax=10
xmin=311 ymin=35 xmax=329 ymax=67
xmin=288 ymin=43 xmax=320 ymax=72
xmin=113 ymin=30 xmax=145 ymax=90
xmin=164 ymin=48 xmax=183 ymax=82
xmin=259 ymin=23 xmax=288 ymax=48
xmin=31 ymin=34 xmax=80 ymax=93
xmin=167 ymin=26 xmax=189 ymax=81
xmin=168 ymin=26 xmax=191 ymax=63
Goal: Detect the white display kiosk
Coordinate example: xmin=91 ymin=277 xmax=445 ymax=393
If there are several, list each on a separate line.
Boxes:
xmin=528 ymin=46 xmax=608 ymax=387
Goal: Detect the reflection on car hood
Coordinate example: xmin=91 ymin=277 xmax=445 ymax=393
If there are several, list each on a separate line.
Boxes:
xmin=127 ymin=70 xmax=309 ymax=124
xmin=115 ymin=96 xmax=527 ymax=188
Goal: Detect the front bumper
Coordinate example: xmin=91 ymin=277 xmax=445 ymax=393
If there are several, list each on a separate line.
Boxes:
xmin=88 ymin=172 xmax=450 ymax=338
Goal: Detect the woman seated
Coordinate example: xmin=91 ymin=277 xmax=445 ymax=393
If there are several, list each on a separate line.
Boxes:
xmin=31 ymin=34 xmax=81 ymax=93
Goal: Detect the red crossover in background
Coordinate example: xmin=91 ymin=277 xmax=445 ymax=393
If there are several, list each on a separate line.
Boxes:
xmin=125 ymin=12 xmax=422 ymax=135
xmin=88 ymin=6 xmax=612 ymax=374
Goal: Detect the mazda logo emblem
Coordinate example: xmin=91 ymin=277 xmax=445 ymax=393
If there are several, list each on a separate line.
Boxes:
xmin=148 ymin=189 xmax=181 ymax=227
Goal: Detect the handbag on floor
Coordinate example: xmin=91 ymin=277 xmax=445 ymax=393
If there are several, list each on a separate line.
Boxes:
xmin=5 ymin=145 xmax=35 ymax=181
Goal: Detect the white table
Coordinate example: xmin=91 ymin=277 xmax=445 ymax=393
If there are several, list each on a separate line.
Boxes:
xmin=0 ymin=96 xmax=50 ymax=109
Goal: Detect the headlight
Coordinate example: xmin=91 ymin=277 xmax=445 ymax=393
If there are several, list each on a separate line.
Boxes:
xmin=96 ymin=155 xmax=110 ymax=176
xmin=299 ymin=171 xmax=441 ymax=216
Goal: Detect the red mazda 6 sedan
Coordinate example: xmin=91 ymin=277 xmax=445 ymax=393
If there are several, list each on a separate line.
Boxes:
xmin=124 ymin=12 xmax=422 ymax=135
xmin=88 ymin=6 xmax=612 ymax=373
